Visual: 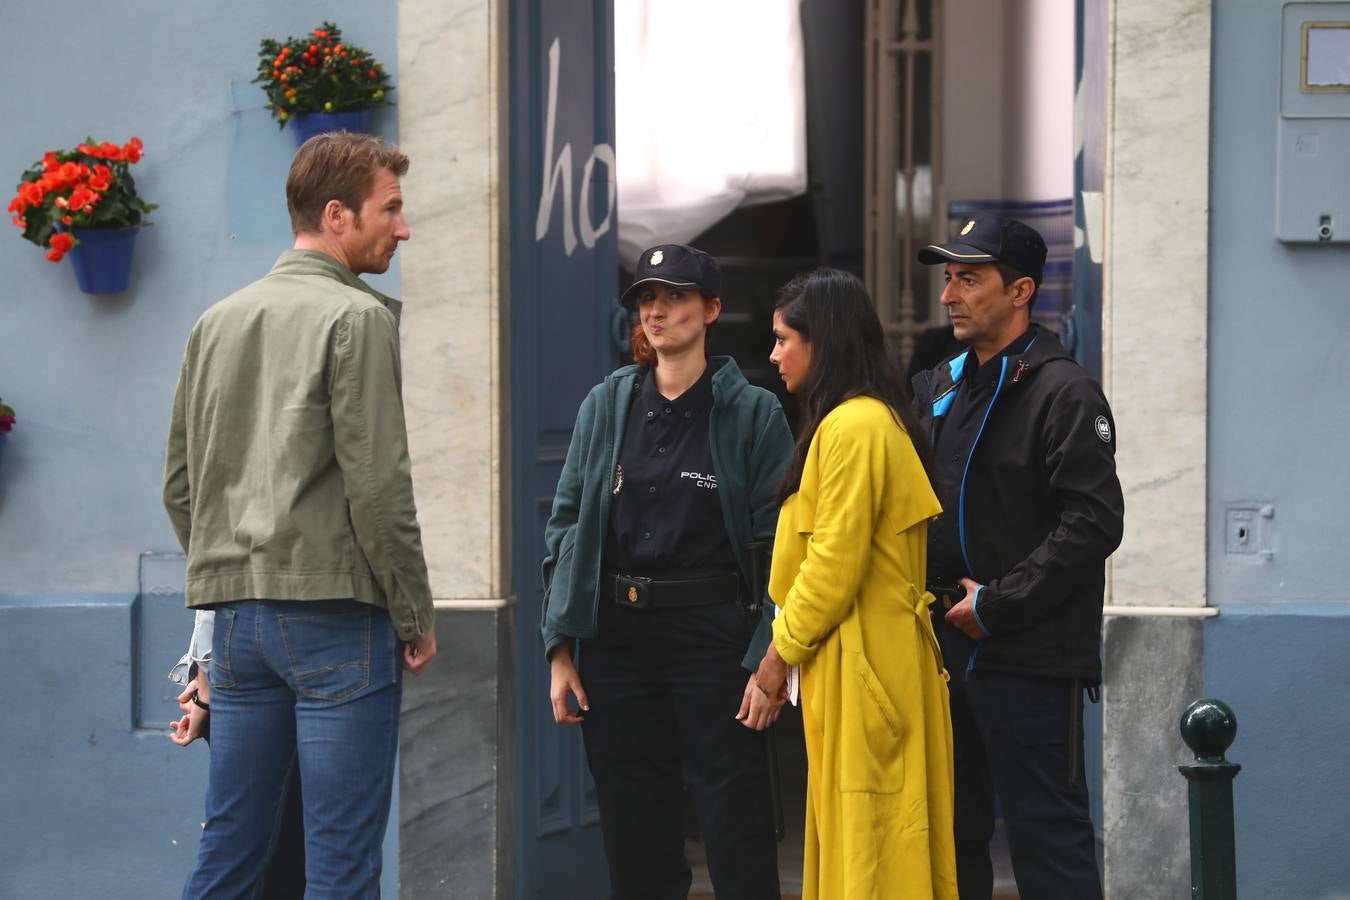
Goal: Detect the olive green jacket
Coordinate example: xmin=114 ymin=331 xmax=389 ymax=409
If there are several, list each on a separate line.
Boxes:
xmin=163 ymin=250 xmax=433 ymax=640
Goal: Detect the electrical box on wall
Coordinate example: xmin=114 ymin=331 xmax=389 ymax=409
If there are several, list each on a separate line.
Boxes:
xmin=1277 ymin=3 xmax=1350 ymax=243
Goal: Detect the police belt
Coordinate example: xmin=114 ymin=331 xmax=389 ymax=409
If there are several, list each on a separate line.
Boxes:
xmin=604 ymin=571 xmax=740 ymax=610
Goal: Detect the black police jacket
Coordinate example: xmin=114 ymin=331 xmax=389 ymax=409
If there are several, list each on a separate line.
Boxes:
xmin=911 ymin=327 xmax=1124 ymax=684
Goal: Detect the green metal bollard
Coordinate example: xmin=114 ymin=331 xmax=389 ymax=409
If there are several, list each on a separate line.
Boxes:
xmin=1179 ymin=698 xmax=1241 ymax=900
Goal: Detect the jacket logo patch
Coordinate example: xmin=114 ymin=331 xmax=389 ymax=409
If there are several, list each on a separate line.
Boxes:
xmin=1094 ymin=415 xmax=1112 ymax=443
xmin=1012 ymin=360 xmax=1031 ymax=383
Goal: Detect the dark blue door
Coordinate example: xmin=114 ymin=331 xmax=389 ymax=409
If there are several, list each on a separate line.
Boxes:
xmin=509 ymin=1 xmax=616 ymax=897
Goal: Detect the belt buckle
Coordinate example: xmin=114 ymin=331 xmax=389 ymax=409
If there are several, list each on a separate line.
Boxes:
xmin=616 ymin=574 xmax=652 ymax=609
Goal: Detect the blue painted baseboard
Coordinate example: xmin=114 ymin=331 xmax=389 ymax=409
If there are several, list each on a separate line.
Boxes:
xmin=1206 ymin=603 xmax=1350 ymax=899
xmin=0 ymin=593 xmax=397 ymax=898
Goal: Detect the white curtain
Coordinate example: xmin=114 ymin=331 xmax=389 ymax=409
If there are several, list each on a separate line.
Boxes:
xmin=615 ymin=0 xmax=808 ymax=267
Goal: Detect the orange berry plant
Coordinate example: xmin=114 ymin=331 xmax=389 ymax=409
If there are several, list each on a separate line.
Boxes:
xmin=7 ymin=138 xmax=157 ymax=263
xmin=255 ymin=22 xmax=393 ymax=127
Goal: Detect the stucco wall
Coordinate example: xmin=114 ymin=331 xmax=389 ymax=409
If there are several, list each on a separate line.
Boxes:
xmin=1206 ymin=2 xmax=1350 ymax=897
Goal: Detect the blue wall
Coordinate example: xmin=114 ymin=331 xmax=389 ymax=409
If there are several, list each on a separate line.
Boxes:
xmin=1209 ymin=1 xmax=1350 ymax=604
xmin=0 ymin=3 xmax=399 ymax=896
xmin=1209 ymin=2 xmax=1350 ymax=898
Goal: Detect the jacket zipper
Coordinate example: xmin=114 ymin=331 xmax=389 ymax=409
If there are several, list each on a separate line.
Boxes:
xmin=958 ymin=357 xmax=1009 ymax=679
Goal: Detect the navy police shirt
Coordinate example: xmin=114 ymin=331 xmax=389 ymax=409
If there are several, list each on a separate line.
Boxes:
xmin=603 ymin=363 xmax=737 ymax=575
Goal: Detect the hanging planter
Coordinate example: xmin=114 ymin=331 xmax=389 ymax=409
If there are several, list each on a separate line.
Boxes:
xmin=290 ymin=108 xmax=374 ymax=146
xmin=67 ymin=226 xmax=141 ymax=294
xmin=7 ymin=137 xmax=157 ymax=295
xmin=255 ymin=22 xmax=393 ymax=144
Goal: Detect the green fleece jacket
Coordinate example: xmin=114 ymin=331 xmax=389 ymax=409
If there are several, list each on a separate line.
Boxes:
xmin=163 ymin=250 xmax=433 ymax=641
xmin=540 ymin=357 xmax=793 ymax=670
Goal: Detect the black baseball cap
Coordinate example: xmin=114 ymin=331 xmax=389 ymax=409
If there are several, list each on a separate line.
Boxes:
xmin=917 ymin=216 xmax=1048 ymax=286
xmin=620 ymin=244 xmax=722 ymax=308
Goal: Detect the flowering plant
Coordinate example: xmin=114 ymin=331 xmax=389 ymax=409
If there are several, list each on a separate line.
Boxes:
xmin=0 ymin=397 xmax=14 ymax=434
xmin=8 ymin=138 xmax=157 ymax=263
xmin=255 ymin=22 xmax=393 ymax=127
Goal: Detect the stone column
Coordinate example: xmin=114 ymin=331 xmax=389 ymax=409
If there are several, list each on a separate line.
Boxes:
xmin=1101 ymin=0 xmax=1211 ymax=897
xmin=395 ymin=0 xmax=512 ymax=896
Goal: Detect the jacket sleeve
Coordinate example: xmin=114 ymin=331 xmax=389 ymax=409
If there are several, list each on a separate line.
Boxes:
xmin=162 ymin=348 xmax=193 ymax=553
xmin=329 ymin=306 xmax=434 ymax=642
xmin=540 ymin=387 xmax=597 ymax=661
xmin=771 ymin=411 xmax=885 ymax=666
xmin=974 ymin=377 xmax=1124 ymax=635
xmin=739 ymin=399 xmax=795 ymax=671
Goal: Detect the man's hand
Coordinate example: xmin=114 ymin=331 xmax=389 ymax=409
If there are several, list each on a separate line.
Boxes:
xmin=403 ymin=626 xmax=437 ymax=674
xmin=549 ymin=643 xmax=589 ymax=725
xmin=944 ymin=577 xmax=989 ymax=640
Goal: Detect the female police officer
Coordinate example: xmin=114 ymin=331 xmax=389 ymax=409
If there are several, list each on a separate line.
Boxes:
xmin=541 ymin=244 xmax=793 ymax=900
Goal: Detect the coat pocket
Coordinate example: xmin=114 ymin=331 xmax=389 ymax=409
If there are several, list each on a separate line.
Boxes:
xmin=840 ymin=651 xmax=906 ymax=794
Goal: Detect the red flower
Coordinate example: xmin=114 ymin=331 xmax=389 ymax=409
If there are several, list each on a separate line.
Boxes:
xmin=66 ymin=187 xmax=95 ymax=212
xmin=8 ymin=195 xmax=25 ymax=214
xmin=49 ymin=232 xmax=74 ymax=254
xmin=58 ymin=161 xmax=80 ymax=183
xmin=89 ymin=174 xmax=111 ymax=191
xmin=20 ymin=182 xmax=43 ymax=206
xmin=123 ymin=145 xmax=142 ymax=164
xmin=10 ymin=216 xmax=25 ymax=228
xmin=98 ymin=142 xmax=124 ymax=161
xmin=61 ymin=215 xmax=73 ymax=225
xmin=42 ymin=151 xmax=60 ymax=172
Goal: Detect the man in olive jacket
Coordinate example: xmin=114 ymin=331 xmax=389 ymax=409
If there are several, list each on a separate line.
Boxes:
xmin=913 ymin=217 xmax=1123 ymax=900
xmin=165 ymin=133 xmax=436 ymax=898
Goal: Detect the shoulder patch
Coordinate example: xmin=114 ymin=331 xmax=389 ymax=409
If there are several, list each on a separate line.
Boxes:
xmin=1094 ymin=415 xmax=1112 ymax=443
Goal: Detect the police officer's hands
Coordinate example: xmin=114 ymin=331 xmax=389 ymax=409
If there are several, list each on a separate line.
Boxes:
xmin=549 ymin=642 xmax=590 ymax=725
xmin=944 ymin=577 xmax=989 ymax=641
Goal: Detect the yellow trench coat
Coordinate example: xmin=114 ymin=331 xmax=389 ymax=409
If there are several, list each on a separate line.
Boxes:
xmin=770 ymin=397 xmax=957 ymax=900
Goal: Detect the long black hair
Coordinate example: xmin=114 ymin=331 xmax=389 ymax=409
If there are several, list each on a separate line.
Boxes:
xmin=775 ymin=268 xmax=937 ymax=501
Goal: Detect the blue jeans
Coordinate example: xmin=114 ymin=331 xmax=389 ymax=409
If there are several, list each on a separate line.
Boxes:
xmin=183 ymin=599 xmax=403 ymax=900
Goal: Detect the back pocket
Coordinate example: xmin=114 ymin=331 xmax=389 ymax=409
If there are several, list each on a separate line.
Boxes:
xmin=277 ymin=606 xmax=372 ymax=701
xmin=208 ymin=606 xmax=238 ymax=690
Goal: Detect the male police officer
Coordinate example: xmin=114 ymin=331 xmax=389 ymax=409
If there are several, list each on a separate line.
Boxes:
xmin=913 ymin=217 xmax=1124 ymax=899
xmin=165 ymin=132 xmax=436 ymax=897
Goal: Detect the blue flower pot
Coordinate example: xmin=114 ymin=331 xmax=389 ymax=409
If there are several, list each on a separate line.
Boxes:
xmin=68 ymin=227 xmax=140 ymax=295
xmin=291 ymin=109 xmax=374 ymax=146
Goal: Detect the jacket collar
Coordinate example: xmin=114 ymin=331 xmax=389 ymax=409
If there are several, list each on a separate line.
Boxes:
xmin=268 ymin=249 xmax=403 ymax=324
xmin=926 ymin=325 xmax=1074 ymax=418
xmin=607 ymin=355 xmax=746 ymax=399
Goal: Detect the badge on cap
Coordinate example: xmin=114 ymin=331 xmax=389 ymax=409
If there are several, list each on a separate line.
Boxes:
xmin=650 ymin=249 xmax=664 ymax=266
xmin=961 ymin=220 xmax=976 ymax=236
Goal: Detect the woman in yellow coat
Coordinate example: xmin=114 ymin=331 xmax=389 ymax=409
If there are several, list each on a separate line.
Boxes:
xmin=755 ymin=268 xmax=958 ymax=899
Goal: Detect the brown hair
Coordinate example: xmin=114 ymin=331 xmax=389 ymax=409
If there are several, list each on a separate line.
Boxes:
xmin=286 ymin=132 xmax=410 ymax=235
xmin=630 ymin=293 xmax=720 ymax=366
